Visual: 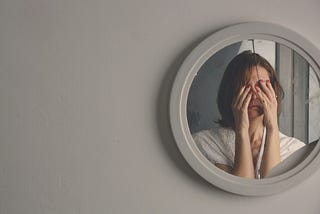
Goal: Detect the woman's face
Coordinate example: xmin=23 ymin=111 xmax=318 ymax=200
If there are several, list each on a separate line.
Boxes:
xmin=246 ymin=66 xmax=271 ymax=120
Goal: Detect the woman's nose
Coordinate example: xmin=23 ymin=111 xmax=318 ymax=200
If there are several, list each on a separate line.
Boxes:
xmin=251 ymin=91 xmax=257 ymax=99
xmin=248 ymin=84 xmax=258 ymax=99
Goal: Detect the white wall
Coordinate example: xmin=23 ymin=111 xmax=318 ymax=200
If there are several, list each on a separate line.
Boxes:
xmin=0 ymin=0 xmax=320 ymax=213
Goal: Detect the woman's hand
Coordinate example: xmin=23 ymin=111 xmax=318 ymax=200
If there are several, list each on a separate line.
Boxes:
xmin=232 ymin=85 xmax=252 ymax=132
xmin=255 ymin=80 xmax=278 ymax=130
xmin=255 ymin=80 xmax=281 ymax=177
xmin=231 ymin=86 xmax=255 ymax=178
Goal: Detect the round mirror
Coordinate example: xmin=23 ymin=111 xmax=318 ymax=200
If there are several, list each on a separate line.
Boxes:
xmin=170 ymin=22 xmax=320 ymax=196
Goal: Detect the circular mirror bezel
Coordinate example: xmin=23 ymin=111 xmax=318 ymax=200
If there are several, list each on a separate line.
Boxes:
xmin=169 ymin=22 xmax=320 ymax=196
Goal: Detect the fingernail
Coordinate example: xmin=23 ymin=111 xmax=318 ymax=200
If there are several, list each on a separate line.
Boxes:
xmin=259 ymin=79 xmax=264 ymax=83
xmin=266 ymin=80 xmax=270 ymax=83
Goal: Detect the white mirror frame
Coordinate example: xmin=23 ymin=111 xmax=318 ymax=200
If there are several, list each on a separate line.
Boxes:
xmin=169 ymin=22 xmax=320 ymax=196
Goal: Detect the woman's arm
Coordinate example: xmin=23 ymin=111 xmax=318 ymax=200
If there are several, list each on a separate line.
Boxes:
xmin=256 ymin=80 xmax=280 ymax=177
xmin=226 ymin=85 xmax=255 ymax=178
xmin=259 ymin=126 xmax=280 ymax=178
xmin=232 ymin=130 xmax=255 ymax=178
xmin=214 ymin=130 xmax=255 ymax=178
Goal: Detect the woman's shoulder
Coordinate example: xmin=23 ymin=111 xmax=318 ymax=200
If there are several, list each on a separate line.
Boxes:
xmin=193 ymin=126 xmax=233 ymax=137
xmin=192 ymin=126 xmax=235 ymax=144
xmin=192 ymin=126 xmax=235 ymax=166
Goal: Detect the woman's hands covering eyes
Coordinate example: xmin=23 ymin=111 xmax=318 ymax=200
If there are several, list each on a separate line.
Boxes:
xmin=232 ymin=85 xmax=252 ymax=132
xmin=255 ymin=80 xmax=278 ymax=130
xmin=232 ymin=80 xmax=278 ymax=131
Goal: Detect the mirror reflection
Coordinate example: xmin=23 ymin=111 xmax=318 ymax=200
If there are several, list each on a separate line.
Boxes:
xmin=187 ymin=40 xmax=320 ymax=179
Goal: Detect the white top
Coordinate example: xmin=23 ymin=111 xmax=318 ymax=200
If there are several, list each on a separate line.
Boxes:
xmin=192 ymin=126 xmax=305 ymax=178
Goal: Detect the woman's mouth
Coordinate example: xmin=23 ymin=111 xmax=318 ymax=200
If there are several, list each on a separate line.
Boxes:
xmin=248 ymin=105 xmax=261 ymax=109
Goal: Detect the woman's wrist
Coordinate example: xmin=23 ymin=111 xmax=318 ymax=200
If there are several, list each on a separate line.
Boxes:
xmin=265 ymin=121 xmax=279 ymax=132
xmin=234 ymin=126 xmax=249 ymax=135
xmin=235 ymin=129 xmax=250 ymax=141
xmin=264 ymin=116 xmax=278 ymax=130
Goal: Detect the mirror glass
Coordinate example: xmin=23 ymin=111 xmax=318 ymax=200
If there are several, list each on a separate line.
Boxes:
xmin=187 ymin=39 xmax=320 ymax=178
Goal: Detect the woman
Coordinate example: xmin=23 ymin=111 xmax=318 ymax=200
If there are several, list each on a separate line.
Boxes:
xmin=193 ymin=50 xmax=305 ymax=179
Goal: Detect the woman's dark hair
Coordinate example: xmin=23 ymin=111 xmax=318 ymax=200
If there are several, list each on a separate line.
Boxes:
xmin=217 ymin=50 xmax=284 ymax=128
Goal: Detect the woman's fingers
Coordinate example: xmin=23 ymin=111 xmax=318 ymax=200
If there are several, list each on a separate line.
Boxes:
xmin=243 ymin=90 xmax=252 ymax=109
xmin=255 ymin=84 xmax=268 ymax=105
xmin=255 ymin=80 xmax=279 ymax=128
xmin=257 ymin=80 xmax=272 ymax=99
xmin=266 ymin=80 xmax=277 ymax=98
xmin=237 ymin=86 xmax=251 ymax=107
xmin=232 ymin=86 xmax=246 ymax=106
xmin=258 ymin=80 xmax=276 ymax=100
